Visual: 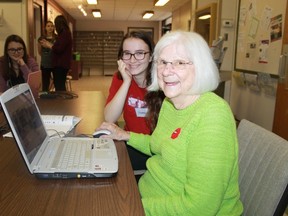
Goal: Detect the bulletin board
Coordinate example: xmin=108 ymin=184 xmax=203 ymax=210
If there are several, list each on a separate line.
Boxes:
xmin=234 ymin=0 xmax=287 ymax=75
xmin=47 ymin=3 xmax=61 ymax=22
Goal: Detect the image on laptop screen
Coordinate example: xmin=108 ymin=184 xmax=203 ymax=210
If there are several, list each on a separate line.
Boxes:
xmin=4 ymin=90 xmax=47 ymax=163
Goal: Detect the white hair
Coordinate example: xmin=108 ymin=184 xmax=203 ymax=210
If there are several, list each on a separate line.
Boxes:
xmin=148 ymin=31 xmax=219 ymax=94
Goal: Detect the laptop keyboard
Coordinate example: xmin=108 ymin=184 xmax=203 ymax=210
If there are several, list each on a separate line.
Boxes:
xmin=51 ymin=139 xmax=93 ymax=170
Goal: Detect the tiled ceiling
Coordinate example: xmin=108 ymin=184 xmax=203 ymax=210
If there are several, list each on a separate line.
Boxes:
xmin=53 ymin=0 xmax=190 ymax=21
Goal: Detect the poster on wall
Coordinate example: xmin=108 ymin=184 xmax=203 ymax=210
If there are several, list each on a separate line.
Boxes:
xmin=235 ymin=0 xmax=287 ymax=75
xmin=47 ymin=4 xmax=61 ymax=22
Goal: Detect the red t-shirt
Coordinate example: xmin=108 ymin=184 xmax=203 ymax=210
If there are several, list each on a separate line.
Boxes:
xmin=106 ymin=73 xmax=151 ymax=134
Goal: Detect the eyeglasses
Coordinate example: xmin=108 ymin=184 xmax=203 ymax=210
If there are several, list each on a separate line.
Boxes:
xmin=122 ymin=51 xmax=150 ymax=60
xmin=8 ymin=47 xmax=24 ymax=54
xmin=155 ymin=59 xmax=193 ymax=70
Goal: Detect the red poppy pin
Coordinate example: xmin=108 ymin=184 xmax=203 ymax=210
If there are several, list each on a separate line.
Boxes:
xmin=171 ymin=128 xmax=181 ymax=139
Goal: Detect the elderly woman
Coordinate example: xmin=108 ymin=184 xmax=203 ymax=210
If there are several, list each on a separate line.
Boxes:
xmin=95 ymin=31 xmax=243 ymax=216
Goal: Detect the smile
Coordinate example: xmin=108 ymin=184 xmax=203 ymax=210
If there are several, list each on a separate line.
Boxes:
xmin=164 ymin=81 xmax=179 ymax=86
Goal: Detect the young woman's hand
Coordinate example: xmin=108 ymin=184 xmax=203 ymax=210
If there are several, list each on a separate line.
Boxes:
xmin=40 ymin=39 xmax=53 ymax=49
xmin=17 ymin=58 xmax=25 ymax=66
xmin=9 ymin=55 xmax=25 ymax=66
xmin=117 ymin=59 xmax=132 ymax=83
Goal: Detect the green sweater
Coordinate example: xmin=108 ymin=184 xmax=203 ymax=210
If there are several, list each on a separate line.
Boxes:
xmin=128 ymin=92 xmax=243 ymax=216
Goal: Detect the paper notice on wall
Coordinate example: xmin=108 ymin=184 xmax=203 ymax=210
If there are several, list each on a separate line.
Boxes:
xmin=258 ymin=40 xmax=269 ymax=63
xmin=249 ymin=17 xmax=259 ymax=39
xmin=257 ymin=72 xmax=277 ymax=96
xmin=260 ymin=6 xmax=272 ymax=31
xmin=270 ymin=14 xmax=283 ymax=42
xmin=244 ymin=73 xmax=260 ymax=92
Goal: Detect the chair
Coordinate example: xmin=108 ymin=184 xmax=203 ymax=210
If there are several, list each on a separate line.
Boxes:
xmin=237 ymin=119 xmax=288 ymax=216
xmin=49 ymin=75 xmax=72 ymax=91
xmin=27 ymin=70 xmax=42 ymax=98
xmin=65 ymin=75 xmax=72 ymax=91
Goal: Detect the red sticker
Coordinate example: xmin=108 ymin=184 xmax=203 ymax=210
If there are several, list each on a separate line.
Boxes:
xmin=171 ymin=128 xmax=181 ymax=139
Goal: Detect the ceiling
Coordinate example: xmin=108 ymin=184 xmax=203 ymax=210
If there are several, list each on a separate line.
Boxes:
xmin=53 ymin=0 xmax=190 ymax=21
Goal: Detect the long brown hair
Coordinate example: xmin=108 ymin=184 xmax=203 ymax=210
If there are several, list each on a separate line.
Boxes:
xmin=1 ymin=34 xmax=28 ymax=81
xmin=54 ymin=15 xmax=70 ymax=34
xmin=145 ymin=90 xmax=165 ymax=132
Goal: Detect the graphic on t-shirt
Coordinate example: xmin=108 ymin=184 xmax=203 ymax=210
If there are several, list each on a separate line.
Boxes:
xmin=128 ymin=97 xmax=148 ymax=117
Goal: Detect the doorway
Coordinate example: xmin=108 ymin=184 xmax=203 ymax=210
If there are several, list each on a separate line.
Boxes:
xmin=33 ymin=3 xmax=42 ymax=66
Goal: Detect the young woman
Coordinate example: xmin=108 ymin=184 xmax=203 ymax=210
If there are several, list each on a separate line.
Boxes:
xmin=104 ymin=31 xmax=164 ymax=175
xmin=0 ymin=34 xmax=39 ymax=93
xmin=41 ymin=15 xmax=72 ymax=91
xmin=38 ymin=21 xmax=57 ymax=91
xmin=95 ymin=31 xmax=243 ymax=215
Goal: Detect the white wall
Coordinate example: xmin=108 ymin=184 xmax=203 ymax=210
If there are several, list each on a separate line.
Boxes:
xmin=172 ymin=1 xmax=192 ymax=31
xmin=219 ymin=0 xmax=277 ymax=131
xmin=197 ymin=0 xmax=218 ymax=8
xmin=230 ymin=74 xmax=276 ymax=130
xmin=0 ymin=1 xmax=28 ymax=55
xmin=219 ymin=0 xmax=237 ymax=72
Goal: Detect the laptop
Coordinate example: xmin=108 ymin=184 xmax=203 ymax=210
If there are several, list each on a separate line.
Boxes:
xmin=0 ymin=83 xmax=118 ymax=179
xmin=27 ymin=70 xmax=42 ymax=98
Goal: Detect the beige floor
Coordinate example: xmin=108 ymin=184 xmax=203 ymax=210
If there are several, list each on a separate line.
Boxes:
xmin=70 ymin=75 xmax=113 ymax=98
xmin=70 ymin=75 xmax=125 ymax=123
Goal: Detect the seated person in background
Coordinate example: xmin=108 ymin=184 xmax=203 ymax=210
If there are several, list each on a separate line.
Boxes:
xmin=96 ymin=31 xmax=243 ymax=215
xmin=0 ymin=34 xmax=39 ymax=93
xmin=104 ymin=31 xmax=164 ymax=178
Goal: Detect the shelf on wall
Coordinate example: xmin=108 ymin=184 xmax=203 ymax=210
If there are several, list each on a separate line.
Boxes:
xmin=74 ymin=31 xmax=124 ymax=75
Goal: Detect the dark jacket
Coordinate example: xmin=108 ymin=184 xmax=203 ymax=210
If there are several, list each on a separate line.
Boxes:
xmin=52 ymin=29 xmax=72 ymax=70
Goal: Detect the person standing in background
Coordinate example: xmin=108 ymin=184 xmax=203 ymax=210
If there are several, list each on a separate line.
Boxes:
xmin=41 ymin=15 xmax=72 ymax=91
xmin=0 ymin=34 xmax=39 ymax=93
xmin=38 ymin=21 xmax=57 ymax=91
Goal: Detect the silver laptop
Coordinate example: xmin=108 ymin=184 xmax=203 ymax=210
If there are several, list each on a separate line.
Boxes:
xmin=0 ymin=83 xmax=118 ymax=179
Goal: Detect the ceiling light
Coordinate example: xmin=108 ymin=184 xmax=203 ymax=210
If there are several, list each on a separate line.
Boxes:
xmin=87 ymin=0 xmax=97 ymax=4
xmin=92 ymin=9 xmax=101 ymax=18
xmin=154 ymin=0 xmax=169 ymax=6
xmin=78 ymin=5 xmax=87 ymax=16
xmin=198 ymin=14 xmax=211 ymax=20
xmin=143 ymin=11 xmax=154 ymax=19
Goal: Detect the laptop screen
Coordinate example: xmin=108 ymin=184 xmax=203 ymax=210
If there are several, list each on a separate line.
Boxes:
xmin=4 ymin=89 xmax=47 ymax=163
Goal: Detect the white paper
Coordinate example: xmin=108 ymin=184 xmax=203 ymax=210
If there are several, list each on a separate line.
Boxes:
xmin=244 ymin=73 xmax=260 ymax=91
xmin=3 ymin=115 xmax=81 ymax=138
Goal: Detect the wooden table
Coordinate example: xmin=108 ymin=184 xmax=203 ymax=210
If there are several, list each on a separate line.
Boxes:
xmin=0 ymin=91 xmax=144 ymax=216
